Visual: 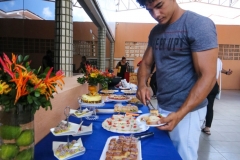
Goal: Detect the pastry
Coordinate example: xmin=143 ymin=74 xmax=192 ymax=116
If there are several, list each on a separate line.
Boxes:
xmin=81 ymin=94 xmax=102 ymax=103
xmin=114 ymin=104 xmax=138 ymax=113
xmin=105 ymin=136 xmax=138 ymax=160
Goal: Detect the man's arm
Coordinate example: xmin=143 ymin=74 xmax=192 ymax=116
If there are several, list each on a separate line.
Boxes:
xmin=137 ymin=46 xmax=154 ymax=105
xmin=158 ymin=48 xmax=218 ymax=131
xmin=115 ymin=62 xmax=120 ymax=69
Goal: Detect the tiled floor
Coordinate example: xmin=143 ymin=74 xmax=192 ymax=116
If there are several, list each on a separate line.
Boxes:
xmin=198 ymin=90 xmax=240 ymax=160
xmin=151 ymin=90 xmax=240 ymax=160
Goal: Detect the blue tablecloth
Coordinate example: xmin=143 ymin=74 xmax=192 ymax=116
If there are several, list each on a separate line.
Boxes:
xmin=35 ymin=95 xmax=182 ymax=160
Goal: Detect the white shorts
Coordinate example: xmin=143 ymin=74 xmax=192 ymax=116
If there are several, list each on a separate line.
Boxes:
xmin=159 ymin=106 xmax=207 ymax=160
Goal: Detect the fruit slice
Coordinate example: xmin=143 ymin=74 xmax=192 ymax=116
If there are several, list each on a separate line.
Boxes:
xmin=16 ymin=129 xmax=34 ymax=146
xmin=16 ymin=148 xmax=33 ymax=160
xmin=0 ymin=125 xmax=22 ymax=140
xmin=0 ymin=144 xmax=19 ymax=160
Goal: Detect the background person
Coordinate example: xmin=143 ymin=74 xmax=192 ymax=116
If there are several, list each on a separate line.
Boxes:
xmin=116 ymin=57 xmax=129 ymax=79
xmin=76 ymin=56 xmax=89 ymax=73
xmin=136 ymin=0 xmax=218 ymax=159
xmin=42 ymin=50 xmax=54 ymax=71
xmin=202 ymin=58 xmax=233 ymax=135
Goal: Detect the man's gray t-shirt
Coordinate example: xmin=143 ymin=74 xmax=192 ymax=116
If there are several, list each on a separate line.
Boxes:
xmin=148 ymin=11 xmax=218 ymax=112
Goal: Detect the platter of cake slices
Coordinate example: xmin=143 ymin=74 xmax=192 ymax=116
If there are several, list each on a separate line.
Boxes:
xmin=136 ymin=113 xmax=167 ymax=127
xmin=53 ymin=138 xmax=86 ymax=160
xmin=105 ymin=95 xmax=132 ymax=102
xmin=50 ymin=120 xmax=80 ymax=136
xmin=102 ymin=114 xmax=149 ymax=134
xmin=100 ymin=135 xmax=141 ymax=160
xmin=70 ymin=108 xmax=93 ymax=118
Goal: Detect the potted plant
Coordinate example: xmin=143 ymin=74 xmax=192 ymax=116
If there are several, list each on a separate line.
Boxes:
xmin=0 ymin=53 xmax=64 ymax=160
xmin=77 ymin=65 xmax=114 ymax=94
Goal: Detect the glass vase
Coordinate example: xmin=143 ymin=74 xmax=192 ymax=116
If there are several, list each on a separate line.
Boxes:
xmin=0 ymin=105 xmax=34 ymax=160
xmin=88 ymin=85 xmax=97 ymax=95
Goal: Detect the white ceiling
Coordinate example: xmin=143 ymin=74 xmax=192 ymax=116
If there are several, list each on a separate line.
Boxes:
xmin=114 ymin=0 xmax=240 ymax=25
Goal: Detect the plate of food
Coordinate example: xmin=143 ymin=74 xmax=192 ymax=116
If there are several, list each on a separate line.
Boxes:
xmin=114 ymin=103 xmax=139 ymax=113
xmin=96 ymin=109 xmax=142 ymax=114
xmin=50 ymin=121 xmax=80 ymax=136
xmin=136 ymin=112 xmax=167 ymax=127
xmin=106 ymin=95 xmax=132 ymax=102
xmin=70 ymin=109 xmax=93 ymax=118
xmin=53 ymin=138 xmax=85 ymax=160
xmin=102 ymin=114 xmax=149 ymax=134
xmin=100 ymin=135 xmax=141 ymax=160
xmin=72 ymin=123 xmax=93 ymax=137
xmin=128 ymin=97 xmax=142 ymax=105
xmin=99 ymin=90 xmax=118 ymax=94
xmin=120 ymin=90 xmax=137 ymax=95
xmin=119 ymin=86 xmax=130 ymax=90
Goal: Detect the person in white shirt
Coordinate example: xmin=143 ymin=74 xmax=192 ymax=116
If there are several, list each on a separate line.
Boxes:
xmin=202 ymin=58 xmax=233 ymax=135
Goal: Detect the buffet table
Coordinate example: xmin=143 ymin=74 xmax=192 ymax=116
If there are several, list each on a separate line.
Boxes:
xmin=35 ymin=93 xmax=182 ymax=160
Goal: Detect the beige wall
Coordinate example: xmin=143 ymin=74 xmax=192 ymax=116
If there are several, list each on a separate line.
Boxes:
xmin=114 ymin=23 xmax=240 ymax=90
xmin=34 ymin=75 xmax=88 ymax=144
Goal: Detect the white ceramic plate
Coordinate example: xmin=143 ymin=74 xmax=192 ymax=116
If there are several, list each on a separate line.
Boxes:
xmin=70 ymin=109 xmax=93 ymax=118
xmin=136 ymin=113 xmax=167 ymax=127
xmin=52 ymin=138 xmax=85 ymax=160
xmin=96 ymin=109 xmax=142 ymax=114
xmin=99 ymin=90 xmax=118 ymax=94
xmin=80 ymin=100 xmax=105 ymax=107
xmin=119 ymin=86 xmax=130 ymax=90
xmin=102 ymin=120 xmax=149 ymax=134
xmin=72 ymin=123 xmax=93 ymax=137
xmin=99 ymin=136 xmax=142 ymax=160
xmin=50 ymin=121 xmax=80 ymax=136
xmin=106 ymin=96 xmax=132 ymax=102
xmin=120 ymin=90 xmax=137 ymax=95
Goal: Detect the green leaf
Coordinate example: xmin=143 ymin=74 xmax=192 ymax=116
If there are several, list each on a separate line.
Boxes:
xmin=33 ymin=99 xmax=41 ymax=106
xmin=23 ymin=55 xmax=29 ymax=62
xmin=17 ymin=55 xmax=23 ymax=63
xmin=34 ymin=91 xmax=40 ymax=97
xmin=27 ymin=95 xmax=33 ymax=104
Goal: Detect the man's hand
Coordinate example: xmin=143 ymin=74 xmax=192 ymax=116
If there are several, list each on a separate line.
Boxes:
xmin=136 ymin=85 xmax=151 ymax=105
xmin=157 ymin=112 xmax=183 ymax=131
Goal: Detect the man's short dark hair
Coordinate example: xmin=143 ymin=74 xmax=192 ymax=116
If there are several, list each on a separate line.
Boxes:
xmin=122 ymin=57 xmax=126 ymax=60
xmin=136 ymin=0 xmax=155 ymax=7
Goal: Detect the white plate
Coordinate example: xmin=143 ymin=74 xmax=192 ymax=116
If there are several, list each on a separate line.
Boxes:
xmin=70 ymin=109 xmax=93 ymax=118
xmin=120 ymin=90 xmax=137 ymax=94
xmin=102 ymin=120 xmax=149 ymax=134
xmin=53 ymin=138 xmax=85 ymax=160
xmin=96 ymin=109 xmax=142 ymax=114
xmin=136 ymin=113 xmax=167 ymax=127
xmin=50 ymin=121 xmax=80 ymax=136
xmin=119 ymin=86 xmax=130 ymax=90
xmin=99 ymin=136 xmax=142 ymax=160
xmin=106 ymin=96 xmax=132 ymax=102
xmin=72 ymin=123 xmax=93 ymax=136
xmin=80 ymin=100 xmax=105 ymax=107
xmin=99 ymin=90 xmax=118 ymax=94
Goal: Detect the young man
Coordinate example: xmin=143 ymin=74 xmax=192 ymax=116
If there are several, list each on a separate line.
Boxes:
xmin=136 ymin=0 xmax=218 ymax=159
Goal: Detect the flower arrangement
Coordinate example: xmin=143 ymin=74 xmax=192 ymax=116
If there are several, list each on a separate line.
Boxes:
xmin=77 ymin=65 xmax=114 ymax=89
xmin=0 ymin=53 xmax=65 ymax=113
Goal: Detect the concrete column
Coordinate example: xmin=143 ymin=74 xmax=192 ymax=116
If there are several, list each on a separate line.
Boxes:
xmin=55 ymin=0 xmax=73 ymax=77
xmin=97 ymin=27 xmax=106 ymax=71
xmin=110 ymin=42 xmax=114 ymax=69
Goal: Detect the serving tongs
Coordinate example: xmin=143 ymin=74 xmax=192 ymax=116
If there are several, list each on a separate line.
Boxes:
xmin=146 ymin=100 xmax=161 ymax=117
xmin=133 ymin=132 xmax=154 ymax=140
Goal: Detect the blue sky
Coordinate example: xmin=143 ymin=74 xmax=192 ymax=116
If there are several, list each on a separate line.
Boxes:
xmin=0 ymin=0 xmax=55 ymax=20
